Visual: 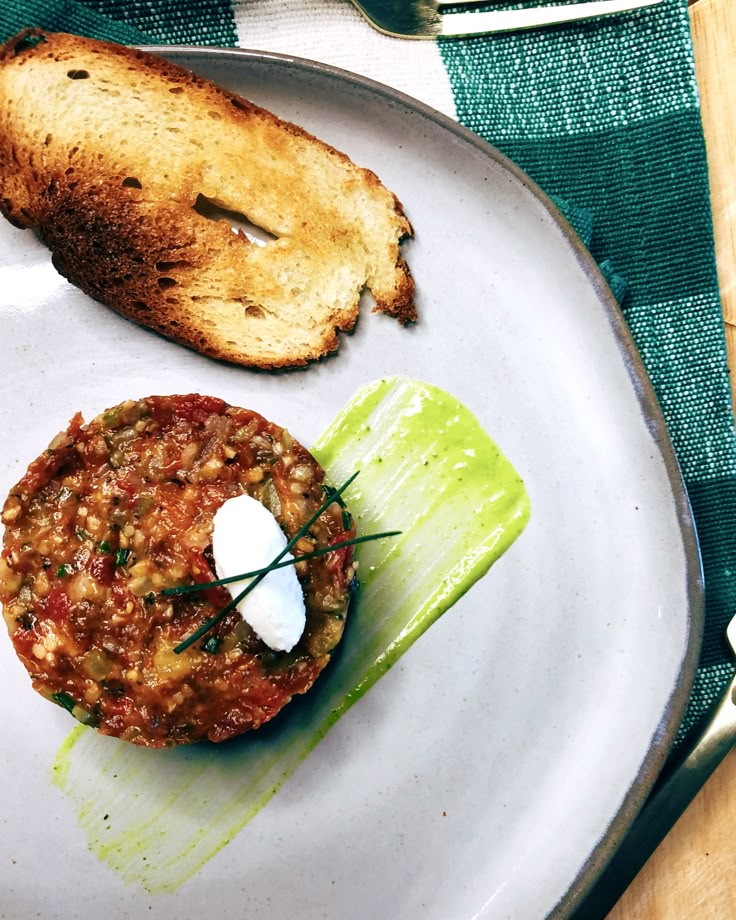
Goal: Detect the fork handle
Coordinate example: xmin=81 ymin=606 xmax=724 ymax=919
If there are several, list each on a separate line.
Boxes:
xmin=570 ymin=677 xmax=736 ymax=919
xmin=439 ymin=0 xmax=662 ymax=38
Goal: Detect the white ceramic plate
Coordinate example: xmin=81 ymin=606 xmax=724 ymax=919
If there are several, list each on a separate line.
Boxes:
xmin=0 ymin=48 xmax=702 ymax=919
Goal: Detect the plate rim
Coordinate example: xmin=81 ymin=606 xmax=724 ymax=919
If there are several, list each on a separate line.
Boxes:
xmin=38 ymin=41 xmax=710 ymax=917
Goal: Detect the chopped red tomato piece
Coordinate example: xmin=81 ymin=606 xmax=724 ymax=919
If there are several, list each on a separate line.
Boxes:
xmin=44 ymin=587 xmax=71 ymax=621
xmin=188 ymin=548 xmax=230 ymax=607
xmin=325 ymin=532 xmax=355 ymax=591
xmin=89 ymin=553 xmax=115 ymax=586
xmin=172 ymin=394 xmax=227 ymax=425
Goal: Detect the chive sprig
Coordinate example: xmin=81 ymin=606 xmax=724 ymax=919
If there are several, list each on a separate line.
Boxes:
xmin=171 ymin=472 xmax=396 ymax=654
xmin=163 ymin=531 xmax=399 ymax=598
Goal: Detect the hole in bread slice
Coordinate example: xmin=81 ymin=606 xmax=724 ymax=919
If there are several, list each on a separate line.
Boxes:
xmin=193 ymin=194 xmax=277 ymax=248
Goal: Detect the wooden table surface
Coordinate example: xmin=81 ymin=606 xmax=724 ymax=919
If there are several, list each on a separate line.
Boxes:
xmin=606 ymin=0 xmax=736 ymax=916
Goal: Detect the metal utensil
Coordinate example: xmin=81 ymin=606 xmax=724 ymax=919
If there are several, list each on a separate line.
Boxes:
xmin=348 ymin=0 xmax=662 ymax=39
xmin=572 ymin=613 xmax=736 ymax=918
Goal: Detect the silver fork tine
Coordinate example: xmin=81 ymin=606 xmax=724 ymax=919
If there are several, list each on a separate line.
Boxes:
xmin=349 ymin=0 xmax=663 ymax=38
xmin=348 ymin=0 xmax=441 ymax=36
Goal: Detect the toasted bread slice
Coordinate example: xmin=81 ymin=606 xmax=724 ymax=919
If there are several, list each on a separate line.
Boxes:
xmin=0 ymin=29 xmax=415 ymax=368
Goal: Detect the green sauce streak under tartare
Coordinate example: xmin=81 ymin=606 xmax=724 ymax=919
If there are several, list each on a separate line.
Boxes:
xmin=51 ymin=376 xmax=530 ymax=893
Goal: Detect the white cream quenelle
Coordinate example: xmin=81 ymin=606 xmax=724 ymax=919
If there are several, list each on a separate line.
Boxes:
xmin=211 ymin=494 xmax=306 ymax=652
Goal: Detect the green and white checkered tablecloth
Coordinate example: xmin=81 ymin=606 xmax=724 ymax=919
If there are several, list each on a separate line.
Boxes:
xmin=1 ymin=0 xmax=734 ymax=755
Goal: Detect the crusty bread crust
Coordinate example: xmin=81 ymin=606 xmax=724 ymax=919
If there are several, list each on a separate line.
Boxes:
xmin=0 ymin=29 xmax=416 ymax=368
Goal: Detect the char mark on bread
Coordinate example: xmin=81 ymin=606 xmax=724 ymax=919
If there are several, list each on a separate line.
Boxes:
xmin=0 ymin=29 xmax=416 ymax=369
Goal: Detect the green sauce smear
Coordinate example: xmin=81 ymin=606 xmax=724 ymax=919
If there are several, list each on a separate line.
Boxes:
xmin=51 ymin=376 xmax=530 ymax=892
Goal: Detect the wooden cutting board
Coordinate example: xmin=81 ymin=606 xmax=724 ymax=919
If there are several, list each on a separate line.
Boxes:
xmin=606 ymin=1 xmax=736 ymax=916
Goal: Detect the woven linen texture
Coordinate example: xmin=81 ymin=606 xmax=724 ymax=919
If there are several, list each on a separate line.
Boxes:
xmin=439 ymin=0 xmax=736 ymax=745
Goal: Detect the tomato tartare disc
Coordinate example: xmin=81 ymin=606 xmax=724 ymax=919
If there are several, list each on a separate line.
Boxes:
xmin=0 ymin=394 xmax=355 ymax=747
